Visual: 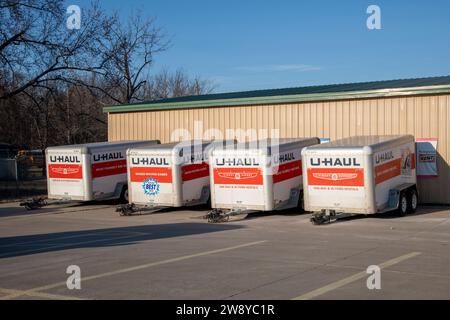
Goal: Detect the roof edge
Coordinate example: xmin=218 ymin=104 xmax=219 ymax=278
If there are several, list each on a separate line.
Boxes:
xmin=103 ymin=84 xmax=450 ymax=114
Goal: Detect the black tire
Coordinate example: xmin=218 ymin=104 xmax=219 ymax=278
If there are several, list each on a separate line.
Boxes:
xmin=297 ymin=192 xmax=304 ymax=212
xmin=398 ymin=192 xmax=409 ymax=216
xmin=119 ymin=186 xmax=129 ymax=204
xmin=408 ymin=188 xmax=418 ymax=213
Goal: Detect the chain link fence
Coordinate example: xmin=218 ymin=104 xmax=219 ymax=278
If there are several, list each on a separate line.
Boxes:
xmin=0 ymin=151 xmax=47 ymax=200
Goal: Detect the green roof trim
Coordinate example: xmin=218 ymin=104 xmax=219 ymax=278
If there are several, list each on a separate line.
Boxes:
xmin=103 ymin=76 xmax=450 ymax=114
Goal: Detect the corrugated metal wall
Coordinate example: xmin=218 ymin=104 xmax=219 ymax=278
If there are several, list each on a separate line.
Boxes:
xmin=108 ymin=94 xmax=450 ymax=204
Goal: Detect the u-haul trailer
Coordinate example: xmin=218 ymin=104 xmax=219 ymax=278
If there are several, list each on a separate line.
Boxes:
xmin=20 ymin=140 xmax=160 ymax=210
xmin=302 ymin=135 xmax=418 ymax=225
xmin=119 ymin=140 xmax=236 ymax=215
xmin=207 ymin=138 xmax=320 ymax=222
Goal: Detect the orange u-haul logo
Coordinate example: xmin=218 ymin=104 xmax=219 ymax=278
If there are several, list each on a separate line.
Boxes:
xmin=307 ymin=168 xmax=364 ymax=187
xmin=214 ymin=168 xmax=263 ymax=185
xmin=48 ymin=164 xmax=83 ymax=179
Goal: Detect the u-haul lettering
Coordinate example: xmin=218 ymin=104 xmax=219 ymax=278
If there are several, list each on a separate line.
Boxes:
xmin=310 ymin=157 xmax=361 ymax=167
xmin=49 ymin=155 xmax=81 ymax=163
xmin=272 ymin=152 xmax=295 ymax=165
xmin=215 ymin=157 xmax=260 ymax=166
xmin=131 ymin=157 xmax=170 ymax=166
xmin=375 ymin=151 xmax=394 ymax=164
xmin=307 ymin=154 xmax=364 ymax=187
xmin=93 ymin=152 xmax=124 ymax=162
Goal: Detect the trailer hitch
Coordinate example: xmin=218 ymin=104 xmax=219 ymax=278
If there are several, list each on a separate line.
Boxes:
xmin=204 ymin=209 xmax=230 ymax=223
xmin=310 ymin=212 xmax=332 ymax=225
xmin=205 ymin=209 xmax=258 ymax=223
xmin=116 ymin=204 xmax=168 ymax=216
xmin=20 ymin=197 xmax=47 ymax=210
xmin=116 ymin=203 xmax=139 ymax=216
xmin=311 ymin=210 xmax=352 ymax=225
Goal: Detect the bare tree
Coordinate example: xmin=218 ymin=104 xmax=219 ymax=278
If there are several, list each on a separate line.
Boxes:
xmin=0 ymin=0 xmax=112 ymax=101
xmin=0 ymin=1 xmax=215 ymax=150
xmin=148 ymin=68 xmax=215 ymax=100
xmin=94 ymin=11 xmax=169 ymax=104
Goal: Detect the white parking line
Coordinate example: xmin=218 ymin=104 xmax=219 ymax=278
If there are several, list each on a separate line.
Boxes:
xmin=0 ymin=287 xmax=84 ymax=300
xmin=292 ymin=251 xmax=421 ymax=300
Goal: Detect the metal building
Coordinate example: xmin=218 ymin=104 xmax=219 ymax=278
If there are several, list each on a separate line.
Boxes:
xmin=104 ymin=76 xmax=450 ymax=204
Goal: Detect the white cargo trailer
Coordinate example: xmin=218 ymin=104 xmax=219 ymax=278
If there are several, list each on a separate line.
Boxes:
xmin=21 ymin=140 xmax=160 ymax=209
xmin=207 ymin=138 xmax=320 ymax=222
xmin=302 ymin=135 xmax=418 ymax=224
xmin=120 ymin=140 xmax=235 ymax=215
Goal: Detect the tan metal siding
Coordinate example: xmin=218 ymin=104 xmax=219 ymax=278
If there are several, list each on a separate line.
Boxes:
xmin=108 ymin=94 xmax=450 ymax=204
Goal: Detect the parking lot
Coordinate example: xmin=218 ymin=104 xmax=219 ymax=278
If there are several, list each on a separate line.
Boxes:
xmin=0 ymin=202 xmax=450 ymax=300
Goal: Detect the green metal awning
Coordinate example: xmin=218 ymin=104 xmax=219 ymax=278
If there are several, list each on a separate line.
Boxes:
xmin=104 ymin=75 xmax=450 ymax=114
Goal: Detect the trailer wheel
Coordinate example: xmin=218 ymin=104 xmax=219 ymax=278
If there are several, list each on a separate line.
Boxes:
xmin=408 ymin=188 xmax=418 ymax=213
xmin=297 ymin=192 xmax=304 ymax=211
xmin=120 ymin=186 xmax=129 ymax=204
xmin=398 ymin=192 xmax=409 ymax=216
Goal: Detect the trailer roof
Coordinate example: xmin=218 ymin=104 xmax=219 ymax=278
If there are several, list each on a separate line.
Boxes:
xmin=213 ymin=138 xmax=320 ymax=155
xmin=128 ymin=140 xmax=215 ymax=152
xmin=233 ymin=138 xmax=318 ymax=149
xmin=46 ymin=140 xmax=160 ymax=152
xmin=307 ymin=135 xmax=414 ymax=149
xmin=104 ymin=75 xmax=450 ymax=113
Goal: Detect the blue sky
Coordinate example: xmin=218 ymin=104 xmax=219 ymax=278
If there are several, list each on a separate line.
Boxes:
xmin=73 ymin=0 xmax=450 ymax=92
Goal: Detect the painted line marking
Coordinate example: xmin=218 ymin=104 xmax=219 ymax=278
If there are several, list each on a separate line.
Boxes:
xmin=1 ymin=240 xmax=267 ymax=300
xmin=0 ymin=287 xmax=84 ymax=300
xmin=292 ymin=251 xmax=421 ymax=300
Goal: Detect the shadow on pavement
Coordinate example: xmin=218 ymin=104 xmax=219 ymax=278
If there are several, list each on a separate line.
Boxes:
xmin=244 ymin=205 xmax=446 ymax=224
xmin=0 ymin=223 xmax=244 ymax=259
xmin=0 ymin=199 xmax=123 ymax=218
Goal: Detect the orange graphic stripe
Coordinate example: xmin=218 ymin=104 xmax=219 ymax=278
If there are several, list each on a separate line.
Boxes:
xmin=375 ymin=159 xmax=401 ymax=185
xmin=307 ymin=168 xmax=365 ymax=187
xmin=130 ymin=167 xmax=172 ymax=183
xmin=213 ymin=167 xmax=263 ymax=185
xmin=273 ymin=160 xmax=302 ymax=183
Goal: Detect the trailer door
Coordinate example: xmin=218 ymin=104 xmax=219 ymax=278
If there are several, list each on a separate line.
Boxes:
xmin=305 ymin=153 xmax=368 ymax=211
xmin=47 ymin=149 xmax=85 ymax=199
xmin=128 ymin=152 xmax=175 ymax=205
xmin=91 ymin=148 xmax=127 ymax=199
xmin=212 ymin=154 xmax=265 ymax=209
